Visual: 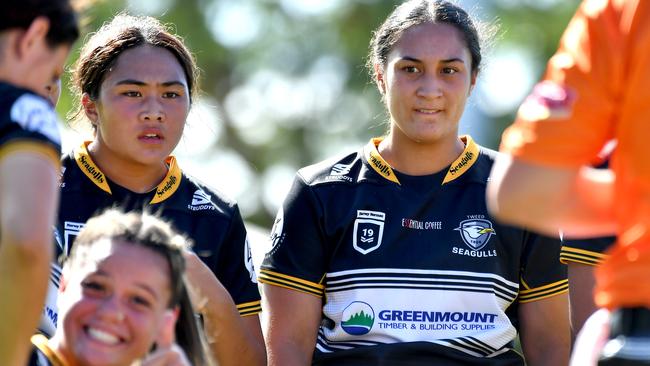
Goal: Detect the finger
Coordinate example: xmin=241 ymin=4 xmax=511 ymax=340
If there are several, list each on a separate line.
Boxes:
xmin=155 ymin=310 xmax=177 ymax=350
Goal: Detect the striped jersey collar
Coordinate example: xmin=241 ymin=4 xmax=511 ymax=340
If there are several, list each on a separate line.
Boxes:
xmin=363 ymin=135 xmax=480 ymax=185
xmin=73 ymin=141 xmax=182 ymax=204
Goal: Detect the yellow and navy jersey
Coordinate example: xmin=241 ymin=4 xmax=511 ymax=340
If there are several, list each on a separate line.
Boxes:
xmin=44 ymin=142 xmax=260 ymax=333
xmin=28 ymin=334 xmax=65 ymax=366
xmin=0 ymin=82 xmax=61 ymax=165
xmin=260 ymin=135 xmax=567 ymax=365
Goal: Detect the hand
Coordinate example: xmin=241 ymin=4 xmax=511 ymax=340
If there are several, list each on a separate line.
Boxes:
xmin=141 ymin=311 xmax=192 ymax=366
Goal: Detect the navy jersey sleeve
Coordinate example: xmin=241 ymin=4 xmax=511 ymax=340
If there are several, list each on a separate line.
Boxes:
xmin=0 ymin=90 xmax=61 ymax=162
xmin=560 ymin=236 xmax=615 ymax=266
xmin=259 ymin=175 xmax=327 ymax=297
xmin=215 ymin=206 xmax=262 ymax=316
xmin=518 ymin=232 xmax=568 ymax=303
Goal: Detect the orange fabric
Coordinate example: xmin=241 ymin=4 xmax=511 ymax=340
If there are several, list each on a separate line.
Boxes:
xmin=500 ymin=0 xmax=650 ymax=309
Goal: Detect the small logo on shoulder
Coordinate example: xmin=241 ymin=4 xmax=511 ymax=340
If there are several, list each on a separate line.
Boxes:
xmin=188 ymin=190 xmax=216 ymax=211
xmin=455 ymin=219 xmax=495 ymax=251
xmin=326 ymin=163 xmax=353 ymax=182
xmin=353 ymin=210 xmax=385 ymax=255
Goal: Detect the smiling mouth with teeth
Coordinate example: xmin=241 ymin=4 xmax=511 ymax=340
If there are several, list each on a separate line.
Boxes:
xmin=142 ymin=133 xmax=160 ymax=139
xmin=86 ymin=326 xmax=121 ymax=345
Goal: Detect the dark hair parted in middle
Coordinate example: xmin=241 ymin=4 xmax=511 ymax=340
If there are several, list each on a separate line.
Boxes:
xmin=368 ymin=0 xmax=496 ymax=83
xmin=71 ymin=14 xmax=199 ymax=107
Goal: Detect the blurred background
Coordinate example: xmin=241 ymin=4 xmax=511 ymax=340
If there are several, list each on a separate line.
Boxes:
xmin=59 ymin=0 xmax=581 ymax=234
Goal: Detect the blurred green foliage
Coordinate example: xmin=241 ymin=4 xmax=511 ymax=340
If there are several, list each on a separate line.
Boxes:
xmin=58 ymin=0 xmax=581 ymax=228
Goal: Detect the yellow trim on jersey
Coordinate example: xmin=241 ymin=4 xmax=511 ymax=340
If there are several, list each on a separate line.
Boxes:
xmin=364 ymin=135 xmax=480 ymax=185
xmin=0 ymin=140 xmax=60 ymax=167
xmin=237 ymin=300 xmax=262 ymax=316
xmin=364 ymin=138 xmax=400 ymax=184
xmin=442 ymin=135 xmax=479 ymax=184
xmin=74 ymin=141 xmax=182 ymax=204
xmin=74 ymin=141 xmax=111 ymax=194
xmin=559 ymin=246 xmax=608 ymax=266
xmin=258 ymin=269 xmax=324 ymax=297
xmin=31 ymin=334 xmax=69 ymax=366
xmin=518 ymin=279 xmax=569 ymax=303
xmin=150 ymin=156 xmax=182 ymax=204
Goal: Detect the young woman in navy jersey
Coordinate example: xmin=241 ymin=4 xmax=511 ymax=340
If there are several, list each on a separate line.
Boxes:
xmin=260 ymin=1 xmax=570 ymax=365
xmin=0 ymin=1 xmax=78 ymax=364
xmin=50 ymin=14 xmax=264 ymax=366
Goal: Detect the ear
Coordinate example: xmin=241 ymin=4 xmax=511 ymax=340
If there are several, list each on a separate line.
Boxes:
xmin=468 ymin=70 xmax=478 ymax=95
xmin=374 ymin=64 xmax=386 ymax=95
xmin=82 ymin=93 xmax=99 ymax=126
xmin=17 ymin=17 xmax=50 ymax=60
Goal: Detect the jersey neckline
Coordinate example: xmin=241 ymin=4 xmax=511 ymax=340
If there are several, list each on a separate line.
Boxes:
xmin=73 ymin=141 xmax=182 ymax=204
xmin=363 ymin=135 xmax=480 ymax=185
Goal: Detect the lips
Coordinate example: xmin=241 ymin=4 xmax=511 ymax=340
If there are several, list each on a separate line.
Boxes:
xmin=138 ymin=128 xmax=164 ymax=141
xmin=414 ymin=108 xmax=442 ymax=114
xmin=85 ymin=325 xmax=124 ymax=346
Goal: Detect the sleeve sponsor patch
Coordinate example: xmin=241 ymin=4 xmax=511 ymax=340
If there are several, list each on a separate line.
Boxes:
xmin=10 ymin=94 xmax=61 ymax=144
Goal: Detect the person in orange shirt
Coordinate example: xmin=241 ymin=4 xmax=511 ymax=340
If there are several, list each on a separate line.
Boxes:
xmin=487 ymin=0 xmax=650 ymax=364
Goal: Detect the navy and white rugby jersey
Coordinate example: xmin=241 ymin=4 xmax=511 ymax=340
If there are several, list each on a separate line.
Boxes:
xmin=260 ymin=136 xmax=568 ymax=365
xmin=41 ymin=142 xmax=261 ymax=334
xmin=0 ymin=82 xmax=61 ymax=163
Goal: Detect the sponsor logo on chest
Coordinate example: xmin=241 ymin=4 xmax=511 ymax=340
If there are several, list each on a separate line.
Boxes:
xmin=452 ymin=215 xmax=497 ymax=257
xmin=188 ymin=189 xmax=216 ymax=211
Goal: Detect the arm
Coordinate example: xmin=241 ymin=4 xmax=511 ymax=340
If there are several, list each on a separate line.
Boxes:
xmin=261 ymin=284 xmax=321 ymax=366
xmin=567 ymin=263 xmax=597 ymax=340
xmin=487 ymin=155 xmax=617 ymax=238
xmin=184 ymin=251 xmax=265 ymax=366
xmin=519 ymin=293 xmax=571 ymax=366
xmin=0 ymin=152 xmax=58 ymax=366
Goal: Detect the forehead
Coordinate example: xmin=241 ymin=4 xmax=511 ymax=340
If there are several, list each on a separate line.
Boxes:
xmin=72 ymin=239 xmax=170 ymax=286
xmin=389 ymin=22 xmax=470 ymax=61
xmin=103 ymin=44 xmax=187 ymax=85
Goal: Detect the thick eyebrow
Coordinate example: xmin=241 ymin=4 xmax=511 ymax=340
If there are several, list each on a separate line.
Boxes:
xmin=399 ymin=56 xmax=466 ymax=64
xmin=115 ymin=79 xmax=186 ymax=88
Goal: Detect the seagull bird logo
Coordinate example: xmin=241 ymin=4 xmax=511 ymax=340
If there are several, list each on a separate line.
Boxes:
xmin=455 ymin=219 xmax=496 ymax=250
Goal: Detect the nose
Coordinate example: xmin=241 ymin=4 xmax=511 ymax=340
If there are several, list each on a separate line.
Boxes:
xmin=416 ymin=73 xmax=443 ymax=99
xmin=97 ymin=296 xmax=126 ymax=323
xmin=140 ymin=95 xmax=165 ymax=122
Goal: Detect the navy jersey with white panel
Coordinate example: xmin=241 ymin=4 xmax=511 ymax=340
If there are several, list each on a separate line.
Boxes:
xmin=260 ymin=136 xmax=567 ymax=365
xmin=45 ymin=142 xmax=261 ymax=334
xmin=0 ymin=82 xmax=63 ymax=337
xmin=0 ymin=82 xmax=61 ymax=159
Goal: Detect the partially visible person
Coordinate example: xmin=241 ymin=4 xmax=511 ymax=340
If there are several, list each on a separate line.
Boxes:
xmin=486 ymin=0 xmax=650 ymax=363
xmin=29 ymin=209 xmax=210 ymax=365
xmin=260 ymin=1 xmax=570 ymax=365
xmin=0 ymin=1 xmax=78 ymax=365
xmin=47 ymin=14 xmax=264 ymax=365
xmin=44 ymin=78 xmax=62 ymax=107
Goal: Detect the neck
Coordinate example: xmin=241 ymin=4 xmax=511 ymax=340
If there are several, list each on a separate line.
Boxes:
xmin=87 ymin=141 xmax=168 ymax=193
xmin=378 ymin=132 xmax=465 ymax=176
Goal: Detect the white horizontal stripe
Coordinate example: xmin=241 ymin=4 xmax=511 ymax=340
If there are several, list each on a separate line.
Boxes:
xmin=327 ymin=276 xmax=518 ymax=297
xmin=325 ymin=283 xmax=517 ymax=301
xmin=327 ymin=268 xmax=518 ymax=288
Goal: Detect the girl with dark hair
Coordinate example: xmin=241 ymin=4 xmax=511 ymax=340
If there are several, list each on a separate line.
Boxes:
xmin=47 ymin=14 xmax=264 ymax=365
xmin=260 ymin=1 xmax=570 ymax=364
xmin=30 ymin=209 xmax=208 ymax=365
xmin=0 ymin=1 xmax=78 ymax=364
